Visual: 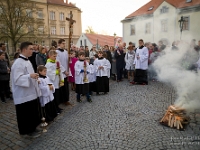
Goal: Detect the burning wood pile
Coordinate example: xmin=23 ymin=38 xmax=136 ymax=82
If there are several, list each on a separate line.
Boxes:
xmin=160 ymin=105 xmax=189 ymax=130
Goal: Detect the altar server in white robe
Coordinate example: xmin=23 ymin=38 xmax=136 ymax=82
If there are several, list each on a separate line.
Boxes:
xmin=85 ymin=57 xmax=96 ymax=95
xmin=37 ymin=65 xmax=57 ymax=123
xmin=11 ymin=42 xmax=41 ymax=136
xmin=45 ymin=50 xmax=64 ymax=114
xmin=56 ymin=39 xmax=72 ymax=106
xmin=132 ymin=39 xmax=149 ymax=85
xmin=75 ymin=52 xmax=92 ymax=103
xmin=94 ymin=51 xmax=110 ymax=95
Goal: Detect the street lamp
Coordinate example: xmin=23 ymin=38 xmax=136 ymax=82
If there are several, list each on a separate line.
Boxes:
xmin=113 ymin=33 xmax=116 ymax=47
xmin=178 ymin=16 xmax=185 ymax=40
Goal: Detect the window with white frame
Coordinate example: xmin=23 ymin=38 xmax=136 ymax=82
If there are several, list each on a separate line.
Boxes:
xmin=51 ymin=26 xmax=56 ymax=35
xmin=50 ymin=11 xmax=55 ymax=20
xmin=41 ymin=41 xmax=45 ymax=46
xmin=26 ymin=9 xmax=32 ymax=17
xmin=34 ymin=41 xmax=38 ymax=44
xmin=130 ymin=25 xmax=135 ymax=35
xmin=84 ymin=39 xmax=87 ymax=46
xmin=145 ymin=23 xmax=151 ymax=34
xmin=160 ymin=6 xmax=169 ymax=14
xmin=80 ymin=40 xmax=82 ymax=46
xmin=60 ymin=12 xmax=65 ymax=21
xmin=27 ymin=25 xmax=34 ymax=32
xmin=161 ymin=19 xmax=168 ymax=32
xmin=183 ymin=16 xmax=189 ymax=30
xmin=0 ymin=7 xmax=3 ymax=14
xmin=38 ymin=10 xmax=43 ymax=19
xmin=38 ymin=26 xmax=44 ymax=34
xmin=60 ymin=27 xmax=65 ymax=35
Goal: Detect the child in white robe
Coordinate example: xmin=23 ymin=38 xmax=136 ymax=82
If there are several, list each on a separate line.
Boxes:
xmin=85 ymin=57 xmax=96 ymax=95
xmin=45 ymin=50 xmax=64 ymax=114
xmin=37 ymin=65 xmax=57 ymax=123
xmin=75 ymin=52 xmax=92 ymax=103
xmin=94 ymin=51 xmax=110 ymax=95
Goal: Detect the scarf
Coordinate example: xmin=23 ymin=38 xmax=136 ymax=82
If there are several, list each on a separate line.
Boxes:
xmin=38 ymin=53 xmax=47 ymax=63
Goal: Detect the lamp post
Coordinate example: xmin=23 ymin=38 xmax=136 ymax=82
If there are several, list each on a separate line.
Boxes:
xmin=114 ymin=33 xmax=116 ymax=47
xmin=178 ymin=16 xmax=185 ymax=40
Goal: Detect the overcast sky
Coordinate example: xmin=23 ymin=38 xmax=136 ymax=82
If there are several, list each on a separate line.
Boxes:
xmin=68 ymin=0 xmax=150 ymax=36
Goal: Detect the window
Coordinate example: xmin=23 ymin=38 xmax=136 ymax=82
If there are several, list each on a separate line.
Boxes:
xmin=60 ymin=12 xmax=64 ymax=21
xmin=41 ymin=41 xmax=45 ymax=46
xmin=186 ymin=0 xmax=192 ymax=3
xmin=0 ymin=7 xmax=3 ymax=14
xmin=130 ymin=25 xmax=135 ymax=35
xmin=38 ymin=26 xmax=44 ymax=34
xmin=80 ymin=40 xmax=82 ymax=46
xmin=27 ymin=25 xmax=34 ymax=32
xmin=160 ymin=6 xmax=169 ymax=14
xmin=84 ymin=39 xmax=87 ymax=46
xmin=145 ymin=23 xmax=151 ymax=34
xmin=148 ymin=6 xmax=154 ymax=11
xmin=15 ymin=8 xmax=20 ymax=16
xmin=26 ymin=9 xmax=32 ymax=17
xmin=161 ymin=20 xmax=168 ymax=32
xmin=60 ymin=27 xmax=65 ymax=35
xmin=34 ymin=41 xmax=38 ymax=44
xmin=38 ymin=10 xmax=43 ymax=19
xmin=51 ymin=27 xmax=56 ymax=35
xmin=50 ymin=11 xmax=55 ymax=20
xmin=183 ymin=17 xmax=189 ymax=30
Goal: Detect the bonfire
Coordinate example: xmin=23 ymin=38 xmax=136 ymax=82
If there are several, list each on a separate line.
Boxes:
xmin=160 ymin=105 xmax=190 ymax=130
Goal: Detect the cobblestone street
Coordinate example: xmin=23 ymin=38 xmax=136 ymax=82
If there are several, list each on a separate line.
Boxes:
xmin=1 ymin=80 xmax=200 ymax=150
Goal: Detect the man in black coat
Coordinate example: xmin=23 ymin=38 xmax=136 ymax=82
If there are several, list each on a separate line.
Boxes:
xmin=115 ymin=44 xmax=124 ymax=82
xmin=28 ymin=44 xmax=38 ymax=73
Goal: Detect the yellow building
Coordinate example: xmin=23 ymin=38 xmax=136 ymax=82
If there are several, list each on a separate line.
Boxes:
xmin=4 ymin=0 xmax=82 ymax=52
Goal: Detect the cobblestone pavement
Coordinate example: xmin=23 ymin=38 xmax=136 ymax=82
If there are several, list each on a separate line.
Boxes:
xmin=1 ymin=80 xmax=200 ymax=150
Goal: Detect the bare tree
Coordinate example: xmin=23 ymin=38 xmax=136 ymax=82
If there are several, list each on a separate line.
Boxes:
xmin=85 ymin=26 xmax=96 ymax=34
xmin=0 ymin=0 xmax=46 ymax=53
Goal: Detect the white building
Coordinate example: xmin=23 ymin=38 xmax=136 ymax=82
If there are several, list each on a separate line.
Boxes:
xmin=122 ymin=0 xmax=200 ymax=46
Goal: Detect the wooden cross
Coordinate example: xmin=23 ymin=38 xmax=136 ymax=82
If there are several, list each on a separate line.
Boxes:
xmin=66 ymin=11 xmax=76 ymax=54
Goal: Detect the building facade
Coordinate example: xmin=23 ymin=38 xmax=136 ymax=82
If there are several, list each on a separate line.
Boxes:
xmin=2 ymin=0 xmax=82 ymax=53
xmin=122 ymin=0 xmax=200 ymax=46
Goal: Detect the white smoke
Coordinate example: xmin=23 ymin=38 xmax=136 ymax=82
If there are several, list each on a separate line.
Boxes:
xmin=153 ymin=42 xmax=200 ymax=112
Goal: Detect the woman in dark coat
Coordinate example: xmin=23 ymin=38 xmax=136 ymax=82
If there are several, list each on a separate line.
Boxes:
xmin=115 ymin=44 xmax=124 ymax=82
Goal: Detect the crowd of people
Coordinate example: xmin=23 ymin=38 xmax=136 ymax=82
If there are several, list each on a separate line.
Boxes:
xmin=0 ymin=37 xmax=200 ymax=138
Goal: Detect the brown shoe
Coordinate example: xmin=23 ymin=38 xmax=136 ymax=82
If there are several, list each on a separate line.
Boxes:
xmin=65 ymin=102 xmax=74 ymax=106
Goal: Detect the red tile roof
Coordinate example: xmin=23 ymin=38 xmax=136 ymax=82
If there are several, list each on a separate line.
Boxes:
xmin=126 ymin=0 xmax=200 ymax=18
xmin=85 ymin=33 xmax=122 ymax=47
xmin=47 ymin=0 xmax=78 ymax=8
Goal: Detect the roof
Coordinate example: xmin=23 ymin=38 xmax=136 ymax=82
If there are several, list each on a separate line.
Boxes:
xmin=85 ymin=33 xmax=122 ymax=47
xmin=47 ymin=0 xmax=79 ymax=9
xmin=125 ymin=0 xmax=200 ymax=18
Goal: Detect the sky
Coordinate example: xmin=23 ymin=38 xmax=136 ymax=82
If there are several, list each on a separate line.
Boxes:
xmin=68 ymin=0 xmax=150 ymax=37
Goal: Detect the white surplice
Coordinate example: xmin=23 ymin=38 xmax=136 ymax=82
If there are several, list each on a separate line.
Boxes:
xmin=11 ymin=55 xmax=41 ymax=105
xmin=38 ymin=76 xmax=55 ymax=107
xmin=45 ymin=61 xmax=64 ymax=89
xmin=106 ymin=59 xmax=111 ymax=78
xmin=87 ymin=64 xmax=96 ymax=82
xmin=133 ymin=46 xmax=149 ymax=70
xmin=74 ymin=60 xmax=90 ymax=84
xmin=93 ymin=58 xmax=109 ymax=77
xmin=56 ymin=49 xmax=68 ymax=78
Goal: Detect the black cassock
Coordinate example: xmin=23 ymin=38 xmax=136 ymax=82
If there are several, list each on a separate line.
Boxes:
xmin=15 ymin=99 xmax=41 ymax=135
xmin=115 ymin=49 xmax=124 ymax=81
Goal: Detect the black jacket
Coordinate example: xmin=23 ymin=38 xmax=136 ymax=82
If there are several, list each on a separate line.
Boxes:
xmin=115 ymin=49 xmax=124 ymax=69
xmin=0 ymin=59 xmax=10 ymax=80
